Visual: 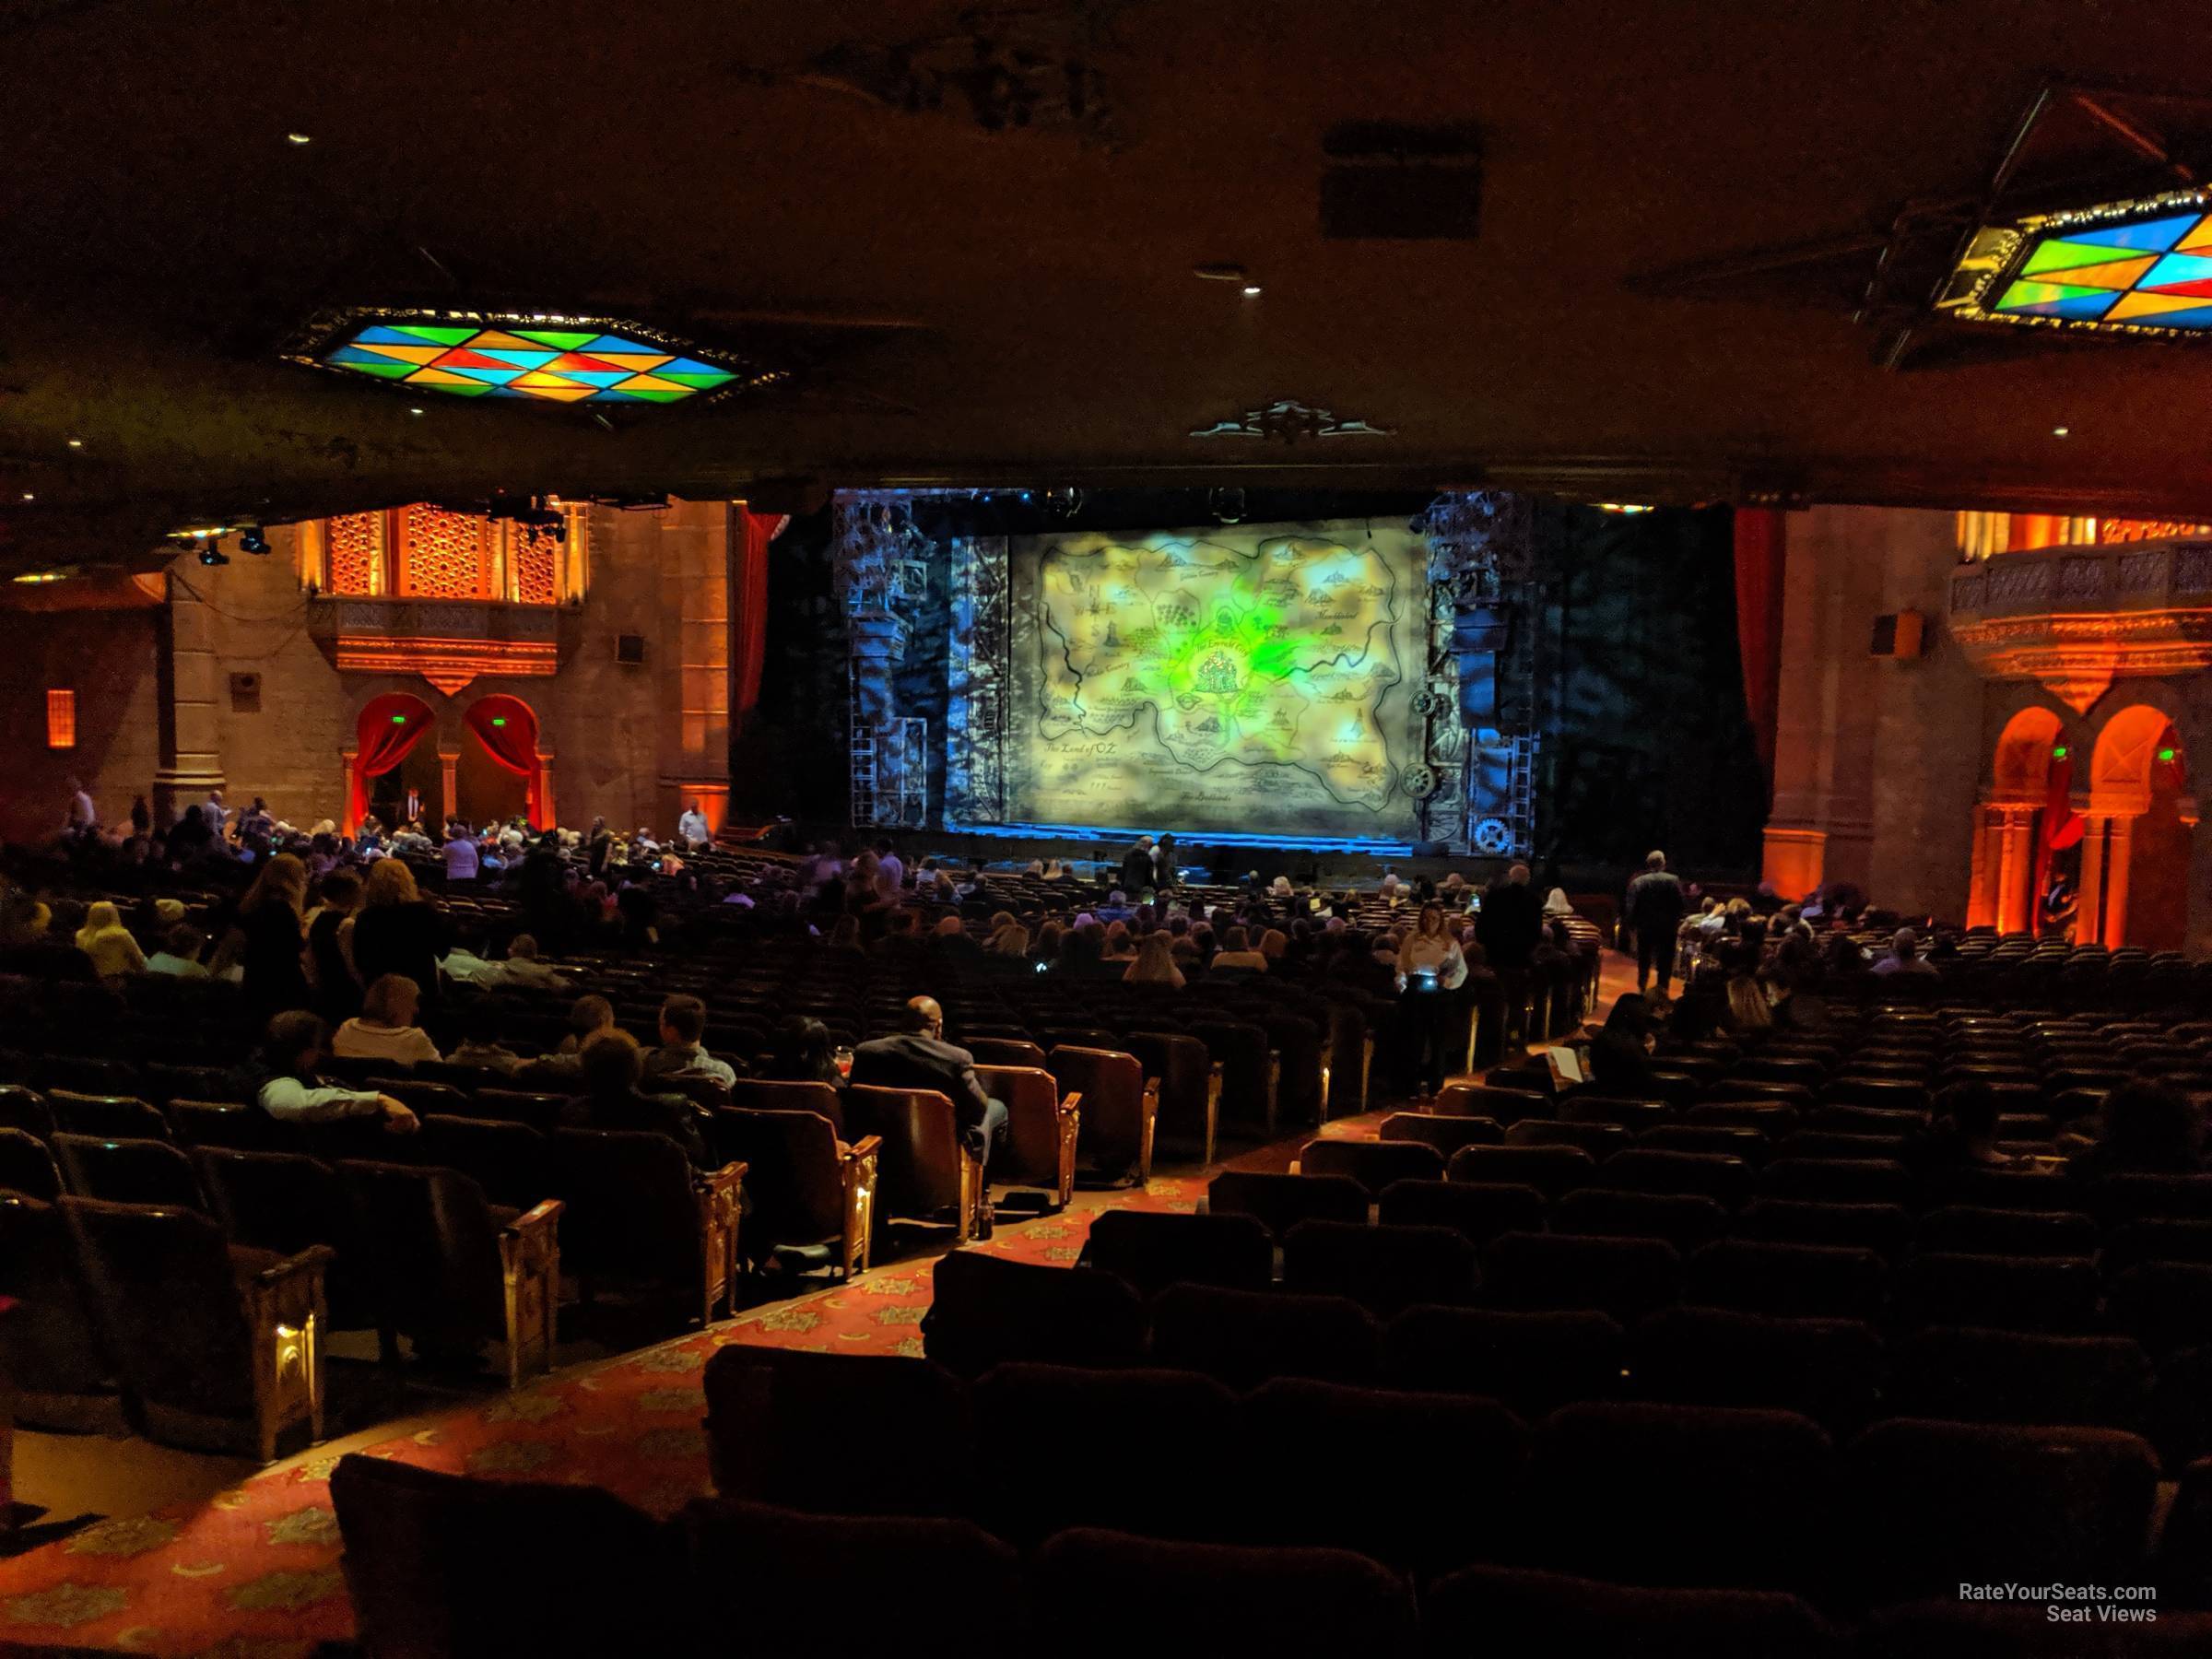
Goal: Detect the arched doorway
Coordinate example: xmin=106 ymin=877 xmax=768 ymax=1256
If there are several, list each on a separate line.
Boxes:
xmin=347 ymin=692 xmax=438 ymax=834
xmin=2088 ymin=704 xmax=2194 ymax=950
xmin=461 ymin=694 xmax=548 ymax=830
xmin=1972 ymin=707 xmax=2066 ymax=933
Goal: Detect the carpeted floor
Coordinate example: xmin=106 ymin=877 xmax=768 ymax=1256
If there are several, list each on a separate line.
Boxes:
xmin=2 ymin=958 xmax=1631 ymax=1655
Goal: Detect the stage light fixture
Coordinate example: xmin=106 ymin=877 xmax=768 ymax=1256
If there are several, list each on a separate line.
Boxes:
xmin=1207 ymin=487 xmax=1246 ymax=524
xmin=2053 ymin=426 xmax=2070 ymax=437
xmin=239 ymin=526 xmax=271 ymax=555
xmin=1241 ymin=285 xmax=1263 ymax=297
xmin=287 ymin=132 xmax=312 ymax=145
xmin=66 ymin=438 xmax=82 ymax=449
xmin=197 ymin=545 xmax=230 ymax=567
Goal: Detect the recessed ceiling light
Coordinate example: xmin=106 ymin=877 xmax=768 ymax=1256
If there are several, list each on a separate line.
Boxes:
xmin=18 ymin=492 xmax=32 ymax=502
xmin=407 ymin=406 xmax=425 ymax=417
xmin=1241 ymin=285 xmax=1263 ymax=297
xmin=2053 ymin=426 xmax=2070 ymax=436
xmin=66 ymin=438 xmax=82 ymax=449
xmin=287 ymin=132 xmax=312 ymax=146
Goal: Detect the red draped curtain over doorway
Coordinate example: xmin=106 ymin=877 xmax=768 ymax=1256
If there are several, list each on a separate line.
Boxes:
xmin=348 ymin=693 xmax=433 ymax=834
xmin=1733 ymin=506 xmax=1787 ymax=791
xmin=463 ymin=695 xmax=546 ymax=828
xmin=735 ymin=506 xmax=789 ymax=728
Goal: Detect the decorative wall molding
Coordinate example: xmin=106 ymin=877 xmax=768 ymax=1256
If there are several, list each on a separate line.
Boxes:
xmin=307 ymin=595 xmax=571 ymax=696
xmin=1190 ymin=399 xmax=1395 ymax=442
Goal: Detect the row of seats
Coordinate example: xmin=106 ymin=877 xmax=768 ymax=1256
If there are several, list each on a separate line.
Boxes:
xmin=702 ymin=1338 xmax=2212 ymax=1614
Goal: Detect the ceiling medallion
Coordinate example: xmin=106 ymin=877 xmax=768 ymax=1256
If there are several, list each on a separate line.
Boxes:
xmin=1189 ymin=399 xmax=1395 ymax=442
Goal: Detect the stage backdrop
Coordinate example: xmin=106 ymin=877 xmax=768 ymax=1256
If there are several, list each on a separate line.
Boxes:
xmin=1001 ymin=520 xmax=1427 ymax=840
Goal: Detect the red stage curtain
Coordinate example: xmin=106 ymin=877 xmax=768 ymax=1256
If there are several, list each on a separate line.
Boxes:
xmin=464 ymin=695 xmax=545 ymax=827
xmin=735 ymin=507 xmax=788 ymax=728
xmin=349 ymin=694 xmax=432 ymax=834
xmin=1733 ymin=507 xmax=1787 ymax=788
xmin=2031 ymin=755 xmax=2082 ymax=934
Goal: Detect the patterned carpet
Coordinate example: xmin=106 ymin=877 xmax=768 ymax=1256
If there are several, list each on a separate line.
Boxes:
xmin=0 ymin=1171 xmax=1225 ymax=1657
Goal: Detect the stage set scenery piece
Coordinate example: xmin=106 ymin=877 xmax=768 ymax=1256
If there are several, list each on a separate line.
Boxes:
xmin=1003 ymin=523 xmax=1426 ymax=839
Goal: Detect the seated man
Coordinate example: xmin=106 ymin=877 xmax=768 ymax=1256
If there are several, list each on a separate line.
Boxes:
xmin=145 ymin=922 xmax=211 ymax=978
xmin=246 ymin=1009 xmax=418 ymax=1134
xmin=849 ymin=995 xmax=1009 ymax=1219
xmin=564 ymin=1029 xmax=712 ymax=1169
xmin=494 ymin=933 xmax=571 ymax=993
xmin=643 ymin=993 xmax=740 ymax=1089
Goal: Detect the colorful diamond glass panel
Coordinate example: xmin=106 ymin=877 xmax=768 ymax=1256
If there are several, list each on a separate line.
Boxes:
xmin=312 ymin=315 xmax=749 ymax=405
xmin=1983 ymin=202 xmax=2212 ymax=334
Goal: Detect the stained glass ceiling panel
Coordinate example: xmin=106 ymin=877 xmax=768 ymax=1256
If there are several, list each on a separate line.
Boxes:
xmin=292 ymin=312 xmax=765 ymax=406
xmin=1940 ymin=193 xmax=2212 ymax=337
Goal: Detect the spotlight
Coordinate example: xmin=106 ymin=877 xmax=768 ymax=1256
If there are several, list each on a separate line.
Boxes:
xmin=1042 ymin=486 xmax=1084 ymax=518
xmin=1241 ymin=285 xmax=1263 ymax=297
xmin=1207 ymin=487 xmax=1246 ymax=524
xmin=197 ymin=545 xmax=230 ymax=567
xmin=239 ymin=526 xmax=270 ymax=555
xmin=286 ymin=132 xmax=312 ymax=146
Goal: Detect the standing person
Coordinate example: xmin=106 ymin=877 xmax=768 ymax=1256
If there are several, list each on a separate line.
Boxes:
xmin=64 ymin=776 xmax=96 ymax=836
xmin=204 ymin=789 xmax=228 ymax=840
xmin=874 ymin=838 xmax=905 ymax=893
xmin=236 ymin=853 xmax=312 ymax=1018
xmin=1475 ymin=863 xmax=1544 ymax=1050
xmin=586 ymin=816 xmax=613 ymax=879
xmin=307 ymin=869 xmax=364 ymax=1023
xmin=350 ymin=857 xmax=451 ymax=1006
xmin=1624 ymin=850 xmax=1688 ymax=999
xmin=1396 ymin=904 xmax=1469 ymax=1098
xmin=128 ymin=794 xmax=151 ymax=836
xmin=442 ymin=821 xmax=480 ymax=883
xmin=1120 ymin=834 xmax=1157 ymax=898
xmin=677 ymin=803 xmax=711 ymax=851
xmin=1152 ymin=832 xmax=1180 ymax=892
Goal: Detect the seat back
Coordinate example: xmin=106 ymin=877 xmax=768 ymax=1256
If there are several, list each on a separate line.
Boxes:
xmin=0 ymin=1124 xmax=62 ymax=1198
xmin=728 ymin=1077 xmax=846 ymax=1137
xmin=1382 ymin=1305 xmax=1625 ymax=1417
xmin=0 ymin=1191 xmax=113 ymax=1402
xmin=417 ymin=1115 xmax=552 ymax=1214
xmin=703 ymin=1345 xmax=975 ymax=1517
xmin=1554 ymin=1188 xmax=1729 ymax=1253
xmin=1030 ymin=1527 xmax=1418 ymax=1659
xmin=1047 ymin=1047 xmax=1147 ymax=1177
xmin=1897 ymin=1251 xmax=2099 ymax=1334
xmin=339 ymin=1159 xmax=506 ymax=1342
xmin=924 ymin=1249 xmax=1145 ymax=1380
xmin=1147 ymin=1282 xmax=1381 ymax=1390
xmin=1376 ymin=1179 xmax=1546 ymax=1245
xmin=1735 ymin=1198 xmax=1912 ymax=1258
xmin=972 ymin=1065 xmax=1068 ymax=1191
xmin=1686 ymin=1239 xmax=1888 ymax=1322
xmin=717 ymin=1107 xmax=845 ymax=1246
xmin=1122 ymin=1030 xmax=1214 ymax=1149
xmin=1592 ymin=1148 xmax=1753 ymax=1208
xmin=962 ymin=1035 xmax=1053 ymax=1072
xmin=1083 ymin=1209 xmax=1272 ymax=1297
xmin=1448 ymin=1144 xmax=1597 ymax=1199
xmin=1482 ymin=1231 xmax=1681 ymax=1322
xmin=1887 ymin=1328 xmax=2151 ymax=1430
xmin=466 ymin=1088 xmax=570 ymax=1133
xmin=1206 ymin=1170 xmax=1368 ymax=1235
xmin=48 ymin=1089 xmax=171 ymax=1142
xmin=331 ymin=1453 xmax=688 ymax=1658
xmin=1298 ymin=1136 xmax=1446 ymax=1194
xmin=61 ymin=1194 xmax=256 ymax=1422
xmin=1377 ymin=1112 xmax=1503 ymax=1158
xmin=0 ymin=1083 xmax=55 ymax=1139
xmin=1280 ymin=1218 xmax=1477 ymax=1316
xmin=1426 ymin=1564 xmax=1843 ymax=1659
xmin=549 ymin=1126 xmax=698 ymax=1285
xmin=52 ymin=1132 xmax=204 ymax=1210
xmin=167 ymin=1099 xmax=282 ymax=1151
xmin=847 ymin=1084 xmax=969 ymax=1221
xmin=1630 ymin=1307 xmax=1883 ymax=1434
xmin=1916 ymin=1204 xmax=2097 ymax=1258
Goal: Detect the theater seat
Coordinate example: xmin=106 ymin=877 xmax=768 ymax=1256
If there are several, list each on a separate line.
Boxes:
xmin=1630 ymin=1307 xmax=1882 ymax=1435
xmin=1482 ymin=1230 xmax=1681 ymax=1323
xmin=679 ymin=1497 xmax=1018 ymax=1659
xmin=1553 ymin=1187 xmax=1728 ymax=1253
xmin=52 ymin=1132 xmax=204 ymax=1210
xmin=1842 ymin=1419 xmax=2159 ymax=1607
xmin=0 ymin=1124 xmax=62 ymax=1198
xmin=1735 ymin=1197 xmax=1912 ymax=1259
xmin=1756 ymin=1156 xmax=1912 ymax=1206
xmin=1382 ymin=1306 xmax=1624 ymax=1417
xmin=1684 ymin=1239 xmax=1888 ymax=1322
xmin=973 ymin=1063 xmax=1080 ymax=1205
xmin=703 ymin=1345 xmax=974 ymax=1518
xmin=1376 ymin=1178 xmax=1546 ymax=1245
xmin=1448 ymin=1144 xmax=1598 ymax=1200
xmin=0 ymin=1190 xmax=119 ymax=1430
xmin=1375 ymin=1112 xmax=1503 ymax=1159
xmin=1280 ymin=1218 xmax=1477 ymax=1315
xmin=46 ymin=1088 xmax=171 ymax=1142
xmin=167 ymin=1098 xmax=282 ymax=1152
xmin=552 ymin=1127 xmax=741 ymax=1328
xmin=332 ymin=1453 xmax=689 ymax=1658
xmin=848 ymin=1084 xmax=983 ymax=1238
xmin=1207 ymin=1169 xmax=1369 ymax=1235
xmin=1121 ymin=1030 xmax=1220 ymax=1165
xmin=974 ymin=1363 xmax=1240 ymax=1544
xmin=1147 ymin=1283 xmax=1381 ymax=1390
xmin=1296 ymin=1136 xmax=1444 ymax=1194
xmin=2103 ymin=1262 xmax=2212 ymax=1360
xmin=1084 ymin=1208 xmax=1272 ymax=1297
xmin=1427 ymin=1564 xmax=1844 ymax=1659
xmin=1030 ymin=1527 xmax=1418 ymax=1659
xmin=1434 ymin=1082 xmax=1548 ymax=1125
xmin=0 ymin=1083 xmax=55 ymax=1140
xmin=416 ymin=1114 xmax=554 ymax=1215
xmin=1527 ymin=1402 xmax=1837 ymax=1594
xmin=715 ymin=1107 xmax=878 ymax=1279
xmin=1887 ymin=1327 xmax=2151 ymax=1431
xmin=1895 ymin=1250 xmax=2100 ymax=1334
xmin=63 ymin=1194 xmax=330 ymax=1460
xmin=1916 ymin=1204 xmax=2098 ymax=1258
xmin=924 ymin=1249 xmax=1146 ymax=1380
xmin=1048 ymin=1046 xmax=1159 ymax=1185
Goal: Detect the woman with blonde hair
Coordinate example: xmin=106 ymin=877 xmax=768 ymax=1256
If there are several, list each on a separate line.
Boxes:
xmin=1396 ymin=903 xmax=1469 ymax=1100
xmin=333 ymin=972 xmax=443 ymax=1065
xmin=986 ymin=922 xmax=1032 ymax=959
xmin=75 ymin=900 xmax=147 ymax=980
xmin=237 ymin=852 xmax=311 ymax=1014
xmin=350 ymin=853 xmax=450 ymax=1005
xmin=1124 ymin=930 xmax=1185 ymax=989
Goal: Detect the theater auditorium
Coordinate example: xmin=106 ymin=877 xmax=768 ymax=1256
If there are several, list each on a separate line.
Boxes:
xmin=6 ymin=6 xmax=2212 ymax=1655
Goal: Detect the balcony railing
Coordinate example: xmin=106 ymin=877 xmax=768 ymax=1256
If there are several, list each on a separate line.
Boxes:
xmin=1950 ymin=538 xmax=2212 ymax=620
xmin=307 ymin=595 xmax=582 ymax=695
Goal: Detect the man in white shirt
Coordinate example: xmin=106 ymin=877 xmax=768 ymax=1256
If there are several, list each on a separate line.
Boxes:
xmin=677 ymin=806 xmax=711 ymax=850
xmin=64 ymin=776 xmax=96 ymax=835
xmin=204 ymin=790 xmax=227 ymax=837
xmin=875 ymin=838 xmax=904 ymax=891
xmin=443 ymin=824 xmax=480 ymax=882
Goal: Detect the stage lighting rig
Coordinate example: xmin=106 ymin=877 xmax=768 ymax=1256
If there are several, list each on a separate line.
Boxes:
xmin=239 ymin=525 xmax=271 ymax=554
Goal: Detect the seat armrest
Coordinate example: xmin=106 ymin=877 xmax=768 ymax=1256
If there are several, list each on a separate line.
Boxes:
xmin=693 ymin=1162 xmax=746 ymax=1325
xmin=840 ymin=1139 xmax=879 ymax=1278
xmin=842 ymin=1135 xmax=883 ymax=1163
xmin=503 ymin=1197 xmax=565 ymax=1238
xmin=1138 ymin=1077 xmax=1161 ymax=1185
xmin=253 ymin=1243 xmax=337 ymax=1288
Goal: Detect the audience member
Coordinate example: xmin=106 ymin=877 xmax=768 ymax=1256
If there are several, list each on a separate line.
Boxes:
xmin=244 ymin=1010 xmax=417 ymax=1132
xmin=145 ymin=923 xmax=210 ymax=978
xmin=565 ymin=1029 xmax=712 ymax=1168
xmin=644 ymin=993 xmax=739 ymax=1088
xmin=333 ymin=973 xmax=443 ymax=1065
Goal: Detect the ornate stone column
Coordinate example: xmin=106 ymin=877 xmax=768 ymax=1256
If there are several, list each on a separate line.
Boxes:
xmin=536 ymin=747 xmax=558 ymax=832
xmin=2103 ymin=814 xmax=2137 ymax=947
xmin=1994 ymin=806 xmax=2035 ymax=935
xmin=151 ymin=568 xmax=228 ymax=824
xmin=438 ymin=750 xmax=460 ymax=829
xmin=2077 ymin=815 xmax=2108 ymax=946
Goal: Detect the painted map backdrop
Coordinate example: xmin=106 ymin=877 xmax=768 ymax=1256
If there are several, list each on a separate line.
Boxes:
xmin=1004 ymin=521 xmax=1427 ymax=837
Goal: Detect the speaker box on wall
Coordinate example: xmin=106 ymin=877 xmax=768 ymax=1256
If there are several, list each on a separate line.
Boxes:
xmin=228 ymin=671 xmax=261 ymax=712
xmin=1869 ymin=610 xmax=1925 ymax=660
xmin=616 ymin=633 xmax=646 ymax=665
